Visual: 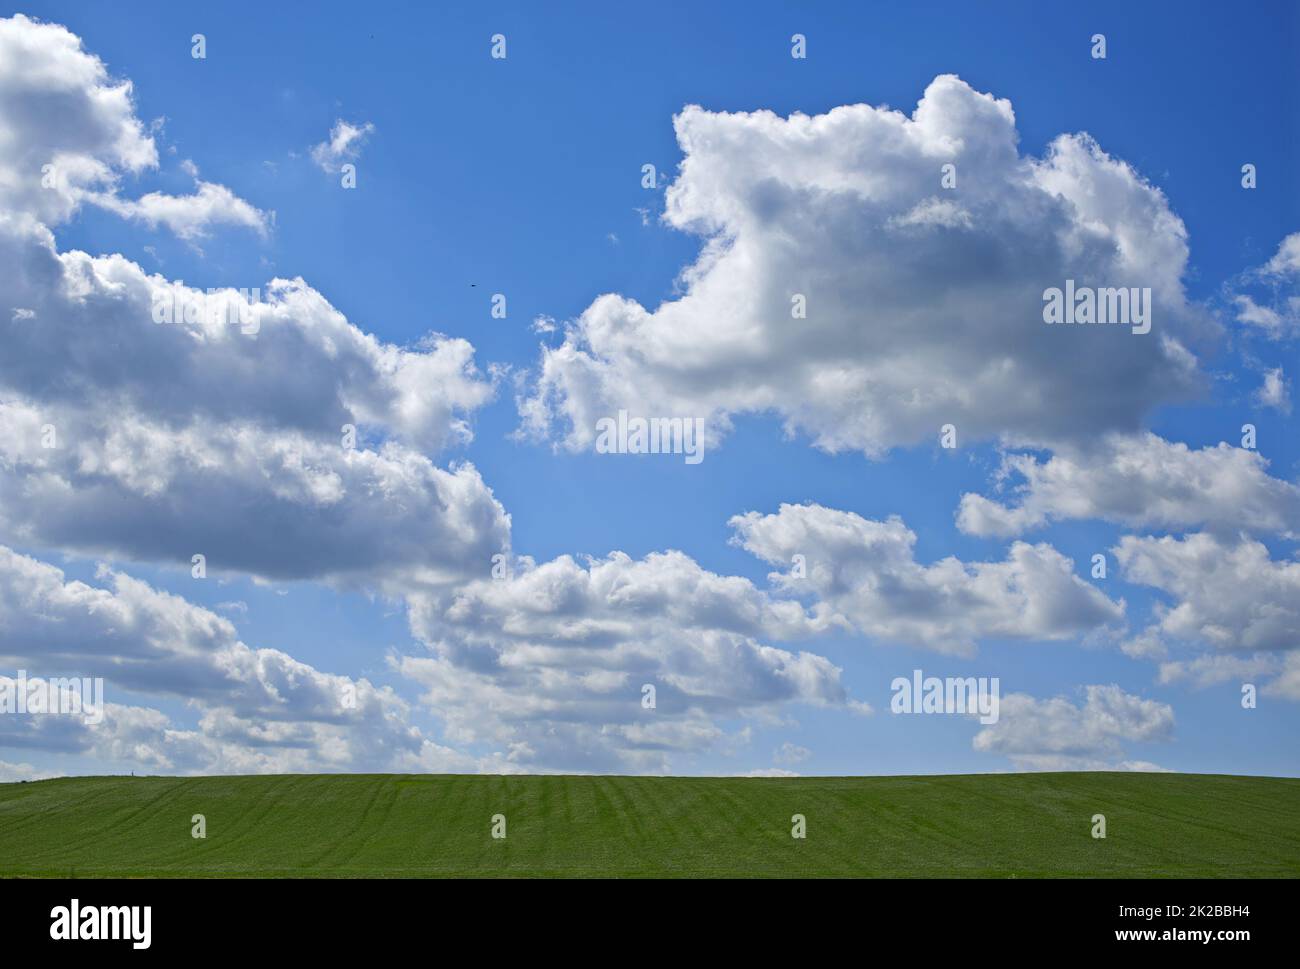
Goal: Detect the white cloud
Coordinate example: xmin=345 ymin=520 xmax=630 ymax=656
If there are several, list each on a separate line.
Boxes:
xmin=0 ymin=759 xmax=58 ymax=782
xmin=1231 ymin=232 xmax=1300 ymax=338
xmin=731 ymin=503 xmax=1124 ymax=655
xmin=958 ymin=432 xmax=1300 ymax=538
xmin=1265 ymin=232 xmax=1300 ymax=276
xmin=1266 ymin=652 xmax=1300 ymax=701
xmin=310 ymin=119 xmax=375 ymax=172
xmin=1234 ymin=295 xmax=1288 ymax=337
xmin=1 ymin=229 xmax=494 ymax=452
xmin=520 ymin=74 xmax=1208 ymax=458
xmin=0 ymin=688 xmax=470 ymax=775
xmin=1123 ymin=528 xmax=1300 ymax=700
xmin=1254 ymin=367 xmax=1291 ymax=413
xmin=91 ymin=178 xmax=271 ymax=240
xmin=773 ymin=741 xmax=811 ymax=765
xmin=0 ymin=398 xmax=509 ymax=583
xmin=0 ymin=14 xmax=156 ymax=225
xmin=1157 ymin=653 xmax=1281 ymax=689
xmin=0 ymin=15 xmax=267 ymax=241
xmin=972 ymin=684 xmax=1174 ymax=770
xmin=397 ymin=546 xmax=865 ymax=773
xmin=1116 ymin=533 xmax=1300 ymax=653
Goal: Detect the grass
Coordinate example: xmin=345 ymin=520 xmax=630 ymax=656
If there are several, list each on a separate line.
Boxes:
xmin=1 ymin=772 xmax=1297 ymax=878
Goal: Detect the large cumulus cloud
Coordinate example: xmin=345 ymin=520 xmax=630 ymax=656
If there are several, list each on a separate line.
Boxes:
xmin=398 ymin=547 xmax=863 ymax=773
xmin=520 ymin=74 xmax=1209 ymax=457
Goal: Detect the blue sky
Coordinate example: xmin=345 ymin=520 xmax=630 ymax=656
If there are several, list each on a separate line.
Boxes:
xmin=1 ymin=1 xmax=1297 ymax=778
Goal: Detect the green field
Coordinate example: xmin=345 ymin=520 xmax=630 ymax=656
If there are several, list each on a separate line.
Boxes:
xmin=2 ymin=772 xmax=1297 ymax=878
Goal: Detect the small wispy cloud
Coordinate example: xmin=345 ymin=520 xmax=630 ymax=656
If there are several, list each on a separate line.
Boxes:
xmin=1254 ymin=366 xmax=1292 ymax=413
xmin=311 ymin=119 xmax=375 ymax=172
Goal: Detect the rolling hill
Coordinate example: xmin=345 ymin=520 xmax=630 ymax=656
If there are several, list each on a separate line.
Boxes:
xmin=2 ymin=771 xmax=1297 ymax=878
